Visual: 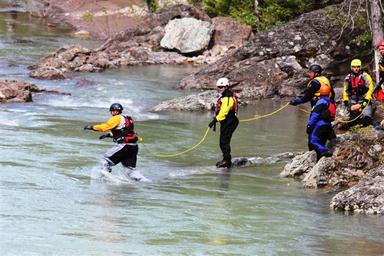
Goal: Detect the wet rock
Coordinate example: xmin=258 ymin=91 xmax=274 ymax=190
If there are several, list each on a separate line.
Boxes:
xmin=152 ymin=90 xmax=217 ymax=112
xmin=152 ymin=86 xmax=277 ymax=112
xmin=160 ymin=17 xmax=214 ymax=55
xmin=73 ymin=30 xmax=91 ymax=38
xmin=29 ymin=67 xmax=65 ymax=80
xmin=330 ymin=167 xmax=384 ymax=215
xmin=0 ymin=80 xmax=42 ymax=103
xmin=232 ymin=152 xmax=299 ymax=167
xmin=280 ymin=151 xmax=317 ymax=178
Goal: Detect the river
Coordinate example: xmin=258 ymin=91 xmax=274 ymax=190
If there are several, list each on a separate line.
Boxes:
xmin=0 ymin=10 xmax=383 ymax=256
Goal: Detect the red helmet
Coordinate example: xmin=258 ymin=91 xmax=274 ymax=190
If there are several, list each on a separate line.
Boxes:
xmin=376 ymin=39 xmax=384 ymax=48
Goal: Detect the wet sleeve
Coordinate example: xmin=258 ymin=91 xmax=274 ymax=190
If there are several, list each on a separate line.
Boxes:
xmin=300 ymin=80 xmax=321 ymax=103
xmin=93 ymin=115 xmax=121 ymax=132
xmin=363 ymin=73 xmax=374 ymax=101
xmin=215 ymin=97 xmax=234 ymax=122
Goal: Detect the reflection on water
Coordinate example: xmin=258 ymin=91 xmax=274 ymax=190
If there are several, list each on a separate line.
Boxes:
xmin=0 ymin=10 xmax=383 ymax=256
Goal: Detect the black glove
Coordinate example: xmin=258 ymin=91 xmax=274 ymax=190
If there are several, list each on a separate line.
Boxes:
xmin=84 ymin=124 xmax=94 ymax=130
xmin=306 ymin=125 xmax=313 ymax=135
xmin=208 ymin=118 xmax=217 ymax=129
xmin=289 ymin=98 xmax=301 ymax=106
xmin=99 ymin=134 xmax=112 ymax=140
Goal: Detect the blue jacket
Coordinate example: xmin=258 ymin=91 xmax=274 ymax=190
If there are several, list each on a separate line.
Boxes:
xmin=308 ymin=96 xmax=332 ymax=127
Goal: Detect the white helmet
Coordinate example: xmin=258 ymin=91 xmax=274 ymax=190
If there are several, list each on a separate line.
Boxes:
xmin=216 ymin=77 xmax=229 ymax=87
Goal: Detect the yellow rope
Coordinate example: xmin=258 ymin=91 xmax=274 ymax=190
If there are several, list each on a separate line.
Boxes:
xmin=239 ymin=102 xmax=290 ymax=122
xmin=299 ymin=107 xmax=311 ymax=114
xmin=144 ymin=127 xmax=211 ymax=158
xmin=335 ymin=99 xmax=371 ymax=124
xmin=142 ymin=102 xmax=291 ymax=158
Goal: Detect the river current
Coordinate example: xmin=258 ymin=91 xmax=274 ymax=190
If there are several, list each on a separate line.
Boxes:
xmin=0 ymin=10 xmax=383 ymax=256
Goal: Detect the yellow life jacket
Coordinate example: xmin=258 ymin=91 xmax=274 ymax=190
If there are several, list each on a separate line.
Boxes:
xmin=307 ymin=76 xmax=331 ymax=101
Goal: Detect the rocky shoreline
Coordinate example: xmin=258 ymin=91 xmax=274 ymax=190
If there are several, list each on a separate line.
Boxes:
xmin=2 ymin=1 xmax=383 ymax=215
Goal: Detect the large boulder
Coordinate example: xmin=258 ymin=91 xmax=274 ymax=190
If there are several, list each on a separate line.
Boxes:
xmin=160 ymin=17 xmax=214 ymax=55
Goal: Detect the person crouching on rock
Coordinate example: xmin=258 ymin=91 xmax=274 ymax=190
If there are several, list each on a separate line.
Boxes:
xmin=84 ymin=103 xmax=149 ymax=182
xmin=208 ymin=77 xmax=239 ymax=168
xmin=307 ymin=86 xmax=336 ymax=161
xmin=342 ymin=59 xmax=374 ymax=128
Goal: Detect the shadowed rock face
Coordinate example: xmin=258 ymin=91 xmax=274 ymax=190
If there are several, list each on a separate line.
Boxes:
xmin=178 ymin=2 xmax=368 ymax=97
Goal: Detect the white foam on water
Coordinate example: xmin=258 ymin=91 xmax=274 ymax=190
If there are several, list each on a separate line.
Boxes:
xmin=168 ymin=166 xmax=219 ymax=178
xmin=0 ymin=119 xmax=19 ymax=126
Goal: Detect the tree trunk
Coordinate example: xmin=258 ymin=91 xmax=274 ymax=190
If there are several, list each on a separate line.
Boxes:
xmin=369 ymin=0 xmax=384 ymax=82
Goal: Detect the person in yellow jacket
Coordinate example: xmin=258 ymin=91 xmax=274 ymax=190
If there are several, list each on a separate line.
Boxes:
xmin=208 ymin=77 xmax=239 ymax=168
xmin=84 ymin=103 xmax=149 ymax=182
xmin=342 ymin=59 xmax=374 ymax=128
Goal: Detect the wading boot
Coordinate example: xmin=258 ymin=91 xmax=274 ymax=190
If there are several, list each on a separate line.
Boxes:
xmin=216 ymin=160 xmax=232 ymax=168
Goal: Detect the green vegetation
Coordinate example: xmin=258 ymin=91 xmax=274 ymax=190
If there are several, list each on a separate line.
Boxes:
xmin=81 ymin=10 xmax=94 ymax=22
xmin=189 ymin=0 xmax=342 ymax=31
xmin=146 ymin=0 xmax=158 ymax=12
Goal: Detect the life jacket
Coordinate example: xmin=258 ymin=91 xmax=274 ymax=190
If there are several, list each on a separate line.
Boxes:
xmin=346 ymin=72 xmax=368 ymax=96
xmin=374 ymin=87 xmax=384 ymax=101
xmin=307 ymin=76 xmax=332 ymax=101
xmin=215 ymin=90 xmax=238 ymax=118
xmin=111 ymin=115 xmax=137 ymax=144
xmin=375 ymin=58 xmax=384 ymax=101
xmin=315 ymin=98 xmax=336 ymax=122
xmin=323 ymin=101 xmax=336 ymax=122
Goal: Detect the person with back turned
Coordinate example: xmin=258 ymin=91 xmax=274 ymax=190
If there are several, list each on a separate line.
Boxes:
xmin=307 ymin=85 xmax=336 ymax=161
xmin=289 ymin=64 xmax=335 ymax=108
xmin=208 ymin=77 xmax=239 ymax=168
xmin=84 ymin=103 xmax=149 ymax=182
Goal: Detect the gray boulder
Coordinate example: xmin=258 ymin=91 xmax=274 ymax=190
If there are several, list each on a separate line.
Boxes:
xmin=160 ymin=17 xmax=214 ymax=55
xmin=330 ymin=167 xmax=384 ymax=215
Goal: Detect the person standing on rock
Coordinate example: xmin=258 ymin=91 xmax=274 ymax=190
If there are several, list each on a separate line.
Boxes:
xmin=342 ymin=59 xmax=374 ymax=128
xmin=208 ymin=77 xmax=239 ymax=168
xmin=289 ymin=64 xmax=335 ymax=108
xmin=307 ymin=85 xmax=336 ymax=161
xmin=84 ymin=103 xmax=149 ymax=182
